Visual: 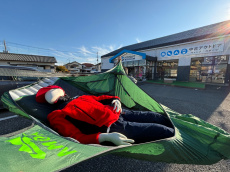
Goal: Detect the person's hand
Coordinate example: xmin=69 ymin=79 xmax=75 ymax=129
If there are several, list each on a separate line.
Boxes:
xmin=112 ymin=99 xmax=122 ymax=113
xmin=99 ymin=132 xmax=134 ymax=146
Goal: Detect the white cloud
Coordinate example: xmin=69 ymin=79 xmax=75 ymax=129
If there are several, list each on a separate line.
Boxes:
xmin=92 ymin=44 xmax=123 ymax=56
xmin=92 ymin=46 xmax=111 ymax=56
xmin=227 ymin=4 xmax=230 ymax=19
xmin=2 ymin=42 xmax=122 ymax=65
xmin=47 ymin=48 xmax=85 ymax=65
xmin=78 ymin=46 xmax=94 ymax=55
xmin=56 ymin=44 xmax=123 ymax=64
xmin=76 ymin=44 xmax=123 ymax=64
xmin=85 ymin=57 xmax=97 ymax=63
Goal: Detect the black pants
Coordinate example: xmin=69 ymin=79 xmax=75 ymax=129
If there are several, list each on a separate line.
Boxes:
xmin=109 ymin=109 xmax=174 ymax=144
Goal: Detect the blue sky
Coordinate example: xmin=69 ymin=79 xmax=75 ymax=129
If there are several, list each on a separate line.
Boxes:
xmin=0 ymin=0 xmax=230 ymax=65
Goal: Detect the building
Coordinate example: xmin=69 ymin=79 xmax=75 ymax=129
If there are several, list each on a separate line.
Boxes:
xmin=0 ymin=52 xmax=57 ymax=72
xmin=93 ymin=63 xmax=101 ymax=73
xmin=101 ymin=20 xmax=230 ymax=84
xmin=64 ymin=61 xmax=82 ymax=74
xmin=82 ymin=63 xmax=96 ymax=73
xmin=64 ymin=62 xmax=101 ymax=74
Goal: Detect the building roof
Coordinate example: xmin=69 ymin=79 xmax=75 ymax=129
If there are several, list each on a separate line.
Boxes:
xmin=93 ymin=63 xmax=101 ymax=66
xmin=82 ymin=63 xmax=94 ymax=67
xmin=0 ymin=52 xmax=57 ymax=63
xmin=102 ymin=20 xmax=230 ymax=58
xmin=65 ymin=61 xmax=81 ymax=65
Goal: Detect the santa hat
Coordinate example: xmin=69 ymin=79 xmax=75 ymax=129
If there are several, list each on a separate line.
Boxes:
xmin=36 ymin=85 xmax=65 ymax=104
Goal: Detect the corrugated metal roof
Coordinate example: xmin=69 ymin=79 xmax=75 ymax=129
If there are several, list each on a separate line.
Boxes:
xmin=0 ymin=53 xmax=57 ymax=63
xmin=102 ymin=20 xmax=230 ymax=58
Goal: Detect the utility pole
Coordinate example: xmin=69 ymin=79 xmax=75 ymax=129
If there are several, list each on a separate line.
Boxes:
xmin=3 ymin=40 xmax=8 ymax=53
xmin=97 ymin=52 xmax=99 ymax=71
xmin=97 ymin=52 xmax=98 ymax=64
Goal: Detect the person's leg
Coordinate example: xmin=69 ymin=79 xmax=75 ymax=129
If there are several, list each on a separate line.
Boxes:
xmin=121 ymin=109 xmax=172 ymax=127
xmin=109 ymin=117 xmax=174 ymax=144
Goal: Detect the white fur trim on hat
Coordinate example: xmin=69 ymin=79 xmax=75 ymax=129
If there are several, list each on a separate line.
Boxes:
xmin=45 ymin=88 xmax=65 ymax=104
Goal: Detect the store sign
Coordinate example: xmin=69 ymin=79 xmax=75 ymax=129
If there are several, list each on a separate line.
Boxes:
xmin=122 ymin=54 xmax=142 ymax=61
xmin=160 ymin=42 xmax=224 ymax=57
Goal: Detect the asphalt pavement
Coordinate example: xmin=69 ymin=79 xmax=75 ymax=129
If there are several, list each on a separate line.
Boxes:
xmin=1 ymin=82 xmax=230 ymax=172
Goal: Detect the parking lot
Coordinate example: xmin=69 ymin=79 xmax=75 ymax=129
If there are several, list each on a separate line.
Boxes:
xmin=1 ymin=82 xmax=230 ymax=172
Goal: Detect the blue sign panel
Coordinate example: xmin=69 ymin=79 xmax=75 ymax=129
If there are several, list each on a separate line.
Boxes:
xmin=161 ymin=52 xmax=166 ymax=57
xmin=181 ymin=48 xmax=188 ymax=54
xmin=160 ymin=48 xmax=190 ymax=57
xmin=167 ymin=51 xmax=172 ymax=56
xmin=174 ymin=50 xmax=179 ymax=55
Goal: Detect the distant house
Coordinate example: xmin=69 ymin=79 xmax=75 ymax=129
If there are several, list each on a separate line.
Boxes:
xmin=0 ymin=52 xmax=57 ymax=72
xmin=82 ymin=63 xmax=95 ymax=73
xmin=64 ymin=62 xmax=101 ymax=74
xmin=64 ymin=61 xmax=82 ymax=74
xmin=93 ymin=63 xmax=101 ymax=73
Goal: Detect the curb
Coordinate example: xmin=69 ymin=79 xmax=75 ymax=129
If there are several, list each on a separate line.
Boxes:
xmin=143 ymin=81 xmax=206 ymax=90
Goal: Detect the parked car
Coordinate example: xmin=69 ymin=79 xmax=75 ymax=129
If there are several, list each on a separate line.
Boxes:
xmin=0 ymin=65 xmax=42 ymax=81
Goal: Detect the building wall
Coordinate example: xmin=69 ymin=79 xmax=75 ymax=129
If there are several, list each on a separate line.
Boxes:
xmin=225 ymin=64 xmax=230 ymax=83
xmin=97 ymin=64 xmax=101 ymax=72
xmin=64 ymin=62 xmax=82 ymax=74
xmin=102 ymin=35 xmax=230 ymax=81
xmin=141 ymin=35 xmax=230 ymax=65
xmin=93 ymin=64 xmax=101 ymax=72
xmin=0 ymin=61 xmax=9 ymax=65
xmin=0 ymin=60 xmax=55 ymax=72
xmin=101 ymin=56 xmax=114 ymax=71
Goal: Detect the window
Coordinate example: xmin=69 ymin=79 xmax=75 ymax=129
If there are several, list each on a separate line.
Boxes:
xmin=122 ymin=61 xmax=127 ymax=67
xmin=127 ymin=61 xmax=134 ymax=67
xmin=139 ymin=60 xmax=146 ymax=66
xmin=215 ymin=55 xmax=228 ymax=64
xmin=190 ymin=56 xmax=228 ymax=83
xmin=156 ymin=60 xmax=178 ymax=79
xmin=134 ymin=60 xmax=139 ymax=66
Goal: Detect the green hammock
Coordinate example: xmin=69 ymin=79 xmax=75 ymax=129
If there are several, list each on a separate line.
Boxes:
xmin=1 ymin=62 xmax=230 ymax=172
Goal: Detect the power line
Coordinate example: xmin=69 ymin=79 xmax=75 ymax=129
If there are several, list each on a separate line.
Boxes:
xmin=0 ymin=40 xmax=98 ymax=55
xmin=0 ymin=40 xmax=102 ymax=66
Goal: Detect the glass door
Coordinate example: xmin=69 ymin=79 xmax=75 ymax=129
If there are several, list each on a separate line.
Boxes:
xmin=189 ymin=58 xmax=202 ymax=82
xmin=157 ymin=60 xmax=178 ymax=80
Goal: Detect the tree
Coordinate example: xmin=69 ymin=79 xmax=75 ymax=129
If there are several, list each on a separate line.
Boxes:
xmin=56 ymin=66 xmax=69 ymax=73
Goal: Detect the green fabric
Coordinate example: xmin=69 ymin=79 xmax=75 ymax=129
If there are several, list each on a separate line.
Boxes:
xmin=0 ymin=125 xmax=108 ymax=172
xmin=61 ymin=63 xmax=164 ymax=113
xmin=110 ymin=105 xmax=230 ymax=164
xmin=1 ymin=92 xmax=30 ymax=119
xmin=1 ymin=61 xmax=230 ymax=169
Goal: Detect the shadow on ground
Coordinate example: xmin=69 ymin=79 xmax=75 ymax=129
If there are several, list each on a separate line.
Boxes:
xmin=138 ymin=82 xmax=230 ymax=127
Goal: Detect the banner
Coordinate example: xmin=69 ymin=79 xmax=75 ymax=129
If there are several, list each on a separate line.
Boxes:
xmin=160 ymin=42 xmax=224 ymax=57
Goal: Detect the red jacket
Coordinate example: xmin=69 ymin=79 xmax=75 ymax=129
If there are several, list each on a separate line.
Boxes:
xmin=47 ymin=95 xmax=120 ymax=144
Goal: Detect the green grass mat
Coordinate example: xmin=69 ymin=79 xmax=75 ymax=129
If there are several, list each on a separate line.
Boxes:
xmin=147 ymin=80 xmax=205 ymax=89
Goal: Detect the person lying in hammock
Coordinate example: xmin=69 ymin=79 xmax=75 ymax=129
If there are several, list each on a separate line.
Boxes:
xmin=36 ymin=85 xmax=174 ymax=146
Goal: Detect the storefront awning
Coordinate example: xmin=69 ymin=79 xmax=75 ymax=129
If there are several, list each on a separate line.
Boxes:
xmin=109 ymin=49 xmax=148 ymax=63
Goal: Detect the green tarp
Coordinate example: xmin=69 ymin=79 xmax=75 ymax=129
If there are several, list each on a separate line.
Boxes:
xmin=0 ymin=125 xmax=108 ymax=172
xmin=1 ymin=61 xmax=230 ymax=171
